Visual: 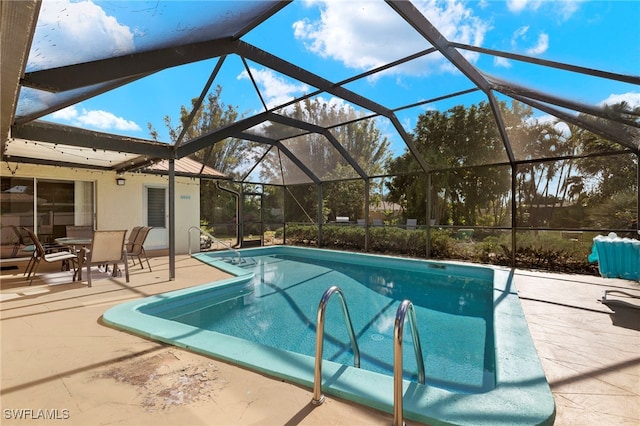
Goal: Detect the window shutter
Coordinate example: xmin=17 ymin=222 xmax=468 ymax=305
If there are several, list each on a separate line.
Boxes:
xmin=147 ymin=187 xmax=165 ymax=227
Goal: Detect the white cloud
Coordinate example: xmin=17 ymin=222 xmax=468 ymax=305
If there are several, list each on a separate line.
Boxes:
xmin=77 ymin=109 xmax=141 ymax=131
xmin=494 ymin=56 xmax=511 ymax=68
xmin=29 ymin=0 xmax=134 ymax=70
xmin=553 ymin=121 xmax=571 ymax=137
xmin=535 ymin=113 xmax=569 ymax=132
xmin=511 ymin=26 xmax=548 ymax=55
xmin=293 ymin=0 xmax=490 ymax=76
xmin=525 ymin=33 xmax=548 ymax=55
xmin=506 ymin=0 xmax=542 ymax=13
xmin=557 ymin=1 xmax=581 ymax=21
xmin=507 ymin=0 xmax=582 ymax=21
xmin=237 ymin=68 xmax=310 ymax=109
xmin=600 ymin=92 xmax=640 ymax=109
xmin=51 ymin=105 xmax=141 ymax=131
xmin=50 ymin=106 xmax=78 ymax=121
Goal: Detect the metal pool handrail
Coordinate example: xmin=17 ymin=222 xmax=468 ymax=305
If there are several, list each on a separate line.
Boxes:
xmin=188 ymin=226 xmax=242 ymax=263
xmin=393 ymin=299 xmax=426 ymax=426
xmin=311 ymin=285 xmax=361 ymax=405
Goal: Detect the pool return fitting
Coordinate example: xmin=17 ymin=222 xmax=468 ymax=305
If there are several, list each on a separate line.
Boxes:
xmin=311 ymin=287 xmax=426 ymax=426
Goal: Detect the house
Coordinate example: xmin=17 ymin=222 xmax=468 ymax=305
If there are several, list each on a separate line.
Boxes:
xmin=1 ymin=157 xmax=224 ymax=256
xmin=369 ymin=200 xmax=403 ymax=222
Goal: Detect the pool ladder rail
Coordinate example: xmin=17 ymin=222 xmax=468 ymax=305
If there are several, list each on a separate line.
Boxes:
xmin=311 ymin=287 xmax=425 ymax=426
xmin=312 ymin=285 xmax=360 ymax=405
xmin=188 ymin=226 xmax=242 ymax=264
xmin=393 ymin=300 xmax=426 ymax=426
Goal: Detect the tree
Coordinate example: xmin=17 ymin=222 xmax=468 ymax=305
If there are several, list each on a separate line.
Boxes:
xmin=387 ymin=101 xmax=512 ymax=226
xmin=149 ymin=85 xmax=250 ymax=228
xmin=571 ymin=102 xmax=639 ymax=229
xmin=260 ymin=98 xmax=392 ymax=221
xmin=149 ymin=85 xmax=250 ymax=176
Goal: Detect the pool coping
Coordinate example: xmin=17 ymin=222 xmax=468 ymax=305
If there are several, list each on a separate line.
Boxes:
xmin=102 ymin=246 xmax=555 ymax=426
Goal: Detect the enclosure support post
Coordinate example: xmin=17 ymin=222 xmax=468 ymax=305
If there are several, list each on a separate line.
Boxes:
xmin=426 ymin=173 xmax=432 ymax=258
xmin=282 ymin=184 xmax=287 ymax=245
xmin=239 ymin=185 xmax=244 ymax=247
xmin=364 ymin=178 xmax=370 ymax=252
xmin=511 ymin=163 xmax=517 ymax=267
xmin=168 ymin=158 xmax=176 ymax=280
xmin=317 ymin=183 xmax=323 ymax=247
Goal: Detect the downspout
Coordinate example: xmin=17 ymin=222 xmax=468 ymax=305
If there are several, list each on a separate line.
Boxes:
xmin=216 ymin=181 xmax=241 ymax=248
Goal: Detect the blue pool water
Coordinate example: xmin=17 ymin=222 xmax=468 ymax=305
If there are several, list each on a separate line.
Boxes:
xmin=151 ymin=252 xmax=495 ymax=393
xmin=103 ymin=246 xmax=555 ymax=425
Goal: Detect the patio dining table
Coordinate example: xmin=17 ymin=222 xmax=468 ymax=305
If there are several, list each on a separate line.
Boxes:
xmin=55 ymin=236 xmax=93 ymax=247
xmin=55 ymin=236 xmax=93 ymax=281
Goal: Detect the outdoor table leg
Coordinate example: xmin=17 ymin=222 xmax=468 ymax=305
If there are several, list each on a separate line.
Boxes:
xmin=74 ymin=248 xmax=86 ymax=281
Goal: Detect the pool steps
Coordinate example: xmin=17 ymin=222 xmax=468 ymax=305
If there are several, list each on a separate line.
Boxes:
xmin=188 ymin=226 xmax=242 ymax=263
xmin=311 ymin=286 xmax=425 ymax=426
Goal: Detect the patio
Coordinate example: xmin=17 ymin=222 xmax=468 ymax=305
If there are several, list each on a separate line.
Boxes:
xmin=1 ymin=253 xmax=638 ymax=425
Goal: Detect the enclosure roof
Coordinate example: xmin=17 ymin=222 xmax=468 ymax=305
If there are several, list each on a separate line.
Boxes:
xmin=144 ymin=157 xmax=227 ymax=180
xmin=2 ymin=0 xmax=638 ymax=184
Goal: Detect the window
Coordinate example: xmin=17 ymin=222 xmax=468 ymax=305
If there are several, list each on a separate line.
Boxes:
xmin=147 ymin=187 xmax=166 ymax=228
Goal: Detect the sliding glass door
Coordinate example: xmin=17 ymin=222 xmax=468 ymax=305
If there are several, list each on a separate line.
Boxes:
xmin=1 ymin=177 xmax=94 ymax=256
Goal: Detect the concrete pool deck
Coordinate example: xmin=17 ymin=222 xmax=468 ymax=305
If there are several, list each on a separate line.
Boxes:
xmin=1 ymin=253 xmax=638 ymax=425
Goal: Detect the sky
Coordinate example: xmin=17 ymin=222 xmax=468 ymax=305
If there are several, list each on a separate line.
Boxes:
xmin=23 ymin=0 xmax=640 ymax=155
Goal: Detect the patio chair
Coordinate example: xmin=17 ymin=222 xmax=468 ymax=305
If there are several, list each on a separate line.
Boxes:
xmin=20 ymin=226 xmax=72 ymax=276
xmin=125 ymin=226 xmax=142 ymax=253
xmin=406 ymin=218 xmax=417 ymax=230
xmin=127 ymin=226 xmax=152 ymax=271
xmin=373 ymin=219 xmax=384 ymax=227
xmin=81 ymin=230 xmax=129 ymax=287
xmin=10 ymin=225 xmax=34 ymax=257
xmin=22 ymin=227 xmax=77 ymax=285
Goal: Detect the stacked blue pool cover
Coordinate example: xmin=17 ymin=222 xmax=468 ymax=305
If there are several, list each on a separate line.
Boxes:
xmin=588 ymin=233 xmax=640 ymax=281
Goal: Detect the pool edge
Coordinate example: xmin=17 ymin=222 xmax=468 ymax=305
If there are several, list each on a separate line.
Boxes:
xmin=102 ymin=247 xmax=555 ymax=426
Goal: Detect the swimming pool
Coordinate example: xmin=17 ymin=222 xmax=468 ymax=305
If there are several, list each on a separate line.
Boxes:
xmin=103 ymin=246 xmax=555 ymax=425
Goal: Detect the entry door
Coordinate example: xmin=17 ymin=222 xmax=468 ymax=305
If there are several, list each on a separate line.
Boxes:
xmin=242 ymin=193 xmax=262 ymax=247
xmin=144 ymin=186 xmax=168 ymax=249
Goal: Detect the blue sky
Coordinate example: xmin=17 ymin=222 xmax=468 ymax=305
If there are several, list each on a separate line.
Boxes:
xmin=30 ymin=0 xmax=639 ymax=154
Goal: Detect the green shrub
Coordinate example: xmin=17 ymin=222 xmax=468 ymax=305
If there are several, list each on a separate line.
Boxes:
xmin=277 ymin=224 xmax=597 ymax=275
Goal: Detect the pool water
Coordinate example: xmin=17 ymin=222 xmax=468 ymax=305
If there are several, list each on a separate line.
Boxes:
xmin=152 ymin=253 xmax=495 ymax=392
xmin=103 ymin=246 xmax=555 ymax=426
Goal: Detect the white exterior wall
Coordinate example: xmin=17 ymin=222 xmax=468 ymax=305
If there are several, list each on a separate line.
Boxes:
xmin=5 ymin=163 xmax=200 ymax=254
